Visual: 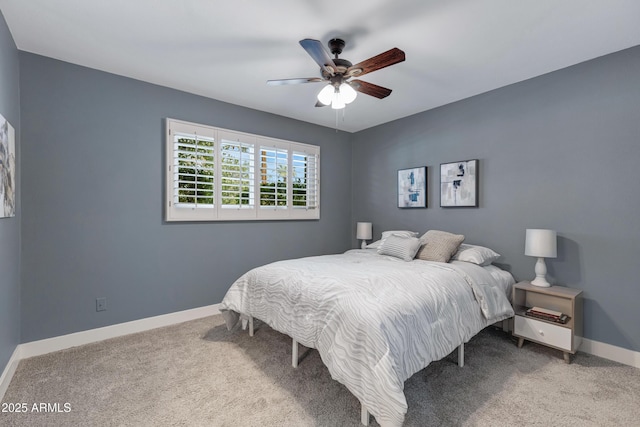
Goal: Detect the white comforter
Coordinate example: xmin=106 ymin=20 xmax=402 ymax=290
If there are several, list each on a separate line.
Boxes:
xmin=220 ymin=250 xmax=514 ymax=426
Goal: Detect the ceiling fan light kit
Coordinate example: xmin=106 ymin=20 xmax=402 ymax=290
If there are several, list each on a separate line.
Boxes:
xmin=317 ymin=82 xmax=358 ymax=109
xmin=268 ymin=38 xmax=405 ymax=112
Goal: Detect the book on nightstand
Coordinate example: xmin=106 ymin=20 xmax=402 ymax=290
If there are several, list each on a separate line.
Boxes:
xmin=525 ymin=306 xmax=570 ymax=324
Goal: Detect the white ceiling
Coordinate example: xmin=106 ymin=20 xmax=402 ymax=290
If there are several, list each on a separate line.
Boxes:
xmin=1 ymin=0 xmax=640 ymax=132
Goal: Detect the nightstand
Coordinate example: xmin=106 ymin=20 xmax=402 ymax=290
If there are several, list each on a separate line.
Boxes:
xmin=512 ymin=281 xmax=583 ymax=363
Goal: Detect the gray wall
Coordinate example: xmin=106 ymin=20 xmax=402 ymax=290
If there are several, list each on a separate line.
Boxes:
xmin=0 ymin=10 xmax=20 ymax=372
xmin=352 ymin=45 xmax=640 ymax=352
xmin=19 ymin=53 xmax=352 ymax=342
xmin=13 ymin=40 xmax=640 ymax=354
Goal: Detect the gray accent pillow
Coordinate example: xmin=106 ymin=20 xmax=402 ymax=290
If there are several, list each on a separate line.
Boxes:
xmin=377 ymin=234 xmax=422 ymax=261
xmin=416 ymin=230 xmax=465 ymax=263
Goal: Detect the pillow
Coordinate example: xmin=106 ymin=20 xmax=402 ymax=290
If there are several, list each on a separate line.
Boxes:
xmin=381 ymin=230 xmax=419 ymax=239
xmin=377 ymin=234 xmax=422 ymax=261
xmin=366 ymin=230 xmax=418 ymax=249
xmin=365 ymin=240 xmax=382 ymax=249
xmin=416 ymin=230 xmax=465 ymax=263
xmin=451 ymin=244 xmax=500 ymax=266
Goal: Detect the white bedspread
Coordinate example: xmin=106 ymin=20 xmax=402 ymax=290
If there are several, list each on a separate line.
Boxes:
xmin=220 ymin=250 xmax=514 ymax=427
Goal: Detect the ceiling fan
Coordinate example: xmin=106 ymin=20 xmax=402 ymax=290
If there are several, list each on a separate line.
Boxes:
xmin=267 ymin=38 xmax=405 ymax=109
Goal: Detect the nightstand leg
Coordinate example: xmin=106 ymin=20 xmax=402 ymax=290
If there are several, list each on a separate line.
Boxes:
xmin=292 ymin=339 xmax=299 ymax=368
xmin=563 ymin=352 xmax=571 ymax=364
xmin=517 ymin=337 xmax=524 ymax=348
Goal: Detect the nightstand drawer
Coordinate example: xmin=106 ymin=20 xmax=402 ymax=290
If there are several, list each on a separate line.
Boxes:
xmin=514 ymin=316 xmax=571 ymax=351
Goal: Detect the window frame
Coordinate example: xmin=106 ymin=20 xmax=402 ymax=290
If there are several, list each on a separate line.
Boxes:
xmin=166 ymin=118 xmax=320 ymax=222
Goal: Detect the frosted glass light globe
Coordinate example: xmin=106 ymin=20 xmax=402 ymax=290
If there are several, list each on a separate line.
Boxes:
xmin=331 ymin=91 xmax=346 ymax=109
xmin=339 ymin=83 xmax=357 ymax=104
xmin=317 ymin=84 xmax=334 ymax=105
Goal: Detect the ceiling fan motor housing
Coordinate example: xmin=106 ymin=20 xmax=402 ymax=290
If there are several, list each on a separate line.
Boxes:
xmin=328 ymin=38 xmax=346 ymax=55
xmin=322 ymin=58 xmax=353 ymax=79
xmin=322 ymin=39 xmax=353 ymax=79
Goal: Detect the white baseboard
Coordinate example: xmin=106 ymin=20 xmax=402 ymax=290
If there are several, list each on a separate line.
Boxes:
xmin=0 ymin=346 xmax=22 ymax=401
xmin=19 ymin=303 xmax=221 ymax=359
xmin=580 ymin=338 xmax=640 ymax=368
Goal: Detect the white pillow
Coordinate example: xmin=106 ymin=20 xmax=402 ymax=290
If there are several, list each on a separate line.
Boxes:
xmin=366 ymin=240 xmax=382 ymax=249
xmin=377 ymin=234 xmax=422 ymax=261
xmin=451 ymin=244 xmax=500 ymax=266
xmin=381 ymin=230 xmax=419 ymax=239
xmin=366 ymin=230 xmax=418 ymax=249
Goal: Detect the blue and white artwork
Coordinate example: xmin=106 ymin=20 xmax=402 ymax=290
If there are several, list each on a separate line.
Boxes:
xmin=440 ymin=159 xmax=478 ymax=207
xmin=0 ymin=113 xmax=16 ymax=218
xmin=398 ymin=166 xmax=427 ymax=208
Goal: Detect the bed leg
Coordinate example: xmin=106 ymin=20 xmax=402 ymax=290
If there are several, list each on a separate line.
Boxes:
xmin=458 ymin=342 xmax=464 ymax=367
xmin=360 ymin=403 xmax=370 ymax=425
xmin=292 ymin=339 xmax=299 ymax=368
xmin=249 ymin=316 xmax=254 ymax=337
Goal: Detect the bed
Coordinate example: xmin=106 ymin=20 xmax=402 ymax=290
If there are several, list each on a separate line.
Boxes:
xmin=220 ymin=243 xmax=514 ymax=427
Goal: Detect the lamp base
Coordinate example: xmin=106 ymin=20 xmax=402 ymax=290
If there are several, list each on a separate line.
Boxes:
xmin=530 ymin=277 xmax=552 ymax=287
xmin=530 ymin=257 xmax=551 ymax=287
xmin=360 ymin=240 xmax=368 ymax=249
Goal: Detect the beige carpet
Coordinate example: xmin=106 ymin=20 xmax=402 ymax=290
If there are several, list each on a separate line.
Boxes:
xmin=2 ymin=314 xmax=639 ymax=426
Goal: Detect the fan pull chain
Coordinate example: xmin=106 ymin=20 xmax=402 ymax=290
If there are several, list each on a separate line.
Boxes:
xmin=334 ymin=107 xmax=348 ymax=132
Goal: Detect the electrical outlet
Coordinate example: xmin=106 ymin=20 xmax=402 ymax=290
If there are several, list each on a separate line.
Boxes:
xmin=96 ymin=297 xmax=107 ymax=312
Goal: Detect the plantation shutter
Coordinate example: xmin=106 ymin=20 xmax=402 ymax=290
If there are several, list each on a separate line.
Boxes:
xmin=259 ymin=144 xmax=289 ymax=209
xmin=292 ymin=149 xmax=319 ymax=210
xmin=166 ymin=121 xmax=216 ymax=221
xmin=219 ymin=131 xmax=255 ymax=213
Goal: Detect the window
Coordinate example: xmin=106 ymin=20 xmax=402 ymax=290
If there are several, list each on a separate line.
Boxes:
xmin=166 ymin=119 xmax=319 ymax=221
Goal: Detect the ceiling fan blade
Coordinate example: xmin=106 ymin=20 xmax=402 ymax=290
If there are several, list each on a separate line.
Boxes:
xmin=347 ymin=48 xmax=405 ymax=77
xmin=349 ymin=80 xmax=393 ymax=99
xmin=315 ymin=100 xmax=328 ymax=108
xmin=299 ymin=39 xmax=337 ymax=75
xmin=267 ymin=77 xmax=324 ymax=86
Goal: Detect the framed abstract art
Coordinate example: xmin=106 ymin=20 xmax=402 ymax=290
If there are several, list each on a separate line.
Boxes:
xmin=0 ymin=113 xmax=16 ymax=218
xmin=398 ymin=166 xmax=427 ymax=208
xmin=440 ymin=159 xmax=478 ymax=208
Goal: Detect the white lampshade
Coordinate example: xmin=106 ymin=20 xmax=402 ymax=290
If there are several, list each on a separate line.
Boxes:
xmin=356 ymin=222 xmax=372 ymax=240
xmin=525 ymin=229 xmax=557 ymax=287
xmin=525 ymin=229 xmax=557 ymax=258
xmin=339 ymin=83 xmax=358 ymax=104
xmin=357 ymin=222 xmax=372 ymax=249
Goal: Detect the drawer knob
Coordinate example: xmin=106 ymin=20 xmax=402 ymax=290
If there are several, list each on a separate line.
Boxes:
xmin=539 ymin=330 xmax=544 ymax=336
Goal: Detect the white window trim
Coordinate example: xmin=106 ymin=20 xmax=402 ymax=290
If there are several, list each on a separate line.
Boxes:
xmin=166 ymin=118 xmax=320 ymax=222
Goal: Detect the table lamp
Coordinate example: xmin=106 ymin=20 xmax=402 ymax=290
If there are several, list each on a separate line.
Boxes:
xmin=356 ymin=222 xmax=372 ymax=249
xmin=525 ymin=229 xmax=557 ymax=287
